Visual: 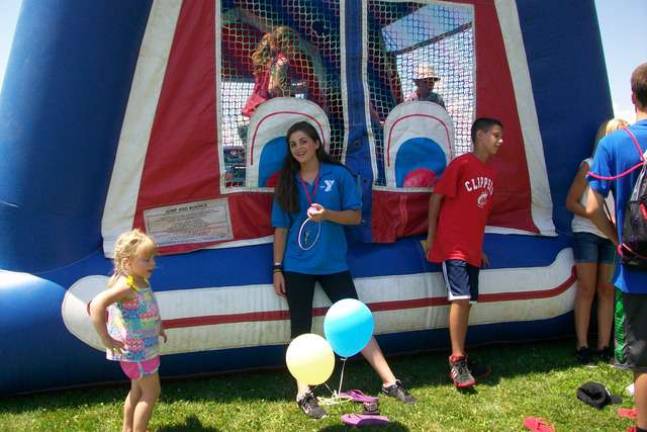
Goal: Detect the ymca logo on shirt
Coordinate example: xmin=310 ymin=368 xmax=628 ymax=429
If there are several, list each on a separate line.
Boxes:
xmin=322 ymin=179 xmax=335 ymax=192
xmin=464 ymin=176 xmax=494 ymax=208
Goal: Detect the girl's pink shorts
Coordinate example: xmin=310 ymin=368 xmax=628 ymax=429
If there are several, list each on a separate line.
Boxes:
xmin=119 ymin=356 xmax=160 ymax=380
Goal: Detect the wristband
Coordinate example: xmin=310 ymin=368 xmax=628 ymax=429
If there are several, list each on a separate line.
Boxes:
xmin=272 ymin=262 xmax=283 ymax=271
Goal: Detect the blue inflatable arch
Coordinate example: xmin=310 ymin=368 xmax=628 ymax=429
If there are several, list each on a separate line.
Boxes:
xmin=0 ymin=0 xmax=611 ymax=394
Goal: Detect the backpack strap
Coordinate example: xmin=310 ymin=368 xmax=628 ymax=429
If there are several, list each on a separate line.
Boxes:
xmin=588 ymin=127 xmax=645 ymax=181
xmin=625 ymin=127 xmax=646 ymax=161
xmin=618 ymin=243 xmax=647 ymax=262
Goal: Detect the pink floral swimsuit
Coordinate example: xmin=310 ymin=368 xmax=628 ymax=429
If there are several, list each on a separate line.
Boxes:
xmin=107 ymin=279 xmax=161 ymax=362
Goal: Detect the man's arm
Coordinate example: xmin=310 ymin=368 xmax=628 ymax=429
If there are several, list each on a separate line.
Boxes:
xmin=426 ymin=193 xmax=443 ymax=250
xmin=585 ymin=187 xmax=619 ymax=246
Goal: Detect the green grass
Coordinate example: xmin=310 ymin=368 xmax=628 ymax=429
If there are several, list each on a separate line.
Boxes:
xmin=0 ymin=339 xmax=635 ymax=431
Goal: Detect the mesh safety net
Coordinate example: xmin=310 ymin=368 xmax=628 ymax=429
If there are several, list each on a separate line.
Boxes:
xmin=368 ymin=1 xmax=474 ymax=185
xmin=218 ymin=1 xmax=474 ymax=188
xmin=220 ymin=0 xmax=343 ymax=187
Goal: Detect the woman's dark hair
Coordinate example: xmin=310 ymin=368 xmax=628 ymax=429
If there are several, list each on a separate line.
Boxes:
xmin=275 ymin=121 xmax=339 ymax=213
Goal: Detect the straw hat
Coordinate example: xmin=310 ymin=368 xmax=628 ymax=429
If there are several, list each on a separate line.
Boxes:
xmin=413 ymin=64 xmax=440 ymax=81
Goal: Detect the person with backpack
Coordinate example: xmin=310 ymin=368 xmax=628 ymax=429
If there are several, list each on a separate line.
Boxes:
xmin=586 ymin=62 xmax=647 ymax=432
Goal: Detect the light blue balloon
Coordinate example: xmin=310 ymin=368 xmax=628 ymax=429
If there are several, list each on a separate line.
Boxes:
xmin=324 ymin=299 xmax=374 ymax=358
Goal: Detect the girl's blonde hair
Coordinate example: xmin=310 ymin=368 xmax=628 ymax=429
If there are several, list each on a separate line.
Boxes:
xmin=593 ymin=118 xmax=629 ymax=153
xmin=251 ymin=33 xmax=273 ymax=75
xmin=108 ymin=229 xmax=157 ymax=287
xmin=272 ymin=26 xmax=296 ymax=53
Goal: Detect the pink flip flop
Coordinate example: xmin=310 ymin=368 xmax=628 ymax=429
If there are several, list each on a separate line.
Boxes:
xmin=339 ymin=389 xmax=380 ymax=414
xmin=618 ymin=407 xmax=637 ymax=419
xmin=523 ymin=416 xmax=556 ymax=432
xmin=341 ymin=413 xmax=390 ymax=427
xmin=339 ymin=389 xmax=379 ymax=403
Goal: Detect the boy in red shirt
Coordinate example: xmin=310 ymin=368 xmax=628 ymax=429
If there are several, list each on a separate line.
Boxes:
xmin=426 ymin=117 xmax=503 ymax=388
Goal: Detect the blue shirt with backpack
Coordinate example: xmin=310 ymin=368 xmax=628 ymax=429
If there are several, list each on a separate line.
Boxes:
xmin=589 ymin=119 xmax=647 ymax=294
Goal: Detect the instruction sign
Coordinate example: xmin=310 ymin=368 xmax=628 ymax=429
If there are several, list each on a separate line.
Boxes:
xmin=144 ymin=199 xmax=233 ymax=246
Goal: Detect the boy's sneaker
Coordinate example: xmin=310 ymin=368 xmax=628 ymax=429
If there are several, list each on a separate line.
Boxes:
xmin=297 ymin=392 xmax=326 ymax=419
xmin=449 ymin=356 xmax=476 ymax=388
xmin=575 ymin=346 xmax=594 ymax=365
xmin=381 ymin=380 xmax=416 ymax=404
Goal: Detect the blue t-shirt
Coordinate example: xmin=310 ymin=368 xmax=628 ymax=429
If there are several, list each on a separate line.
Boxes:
xmin=271 ymin=162 xmax=361 ymax=274
xmin=589 ymin=119 xmax=647 ymax=294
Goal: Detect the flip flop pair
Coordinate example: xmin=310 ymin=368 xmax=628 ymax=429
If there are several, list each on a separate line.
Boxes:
xmin=339 ymin=389 xmax=379 ymax=403
xmin=618 ymin=408 xmax=645 ymax=432
xmin=339 ymin=389 xmax=380 ymax=414
xmin=341 ymin=413 xmax=390 ymax=427
xmin=523 ymin=416 xmax=555 ymax=432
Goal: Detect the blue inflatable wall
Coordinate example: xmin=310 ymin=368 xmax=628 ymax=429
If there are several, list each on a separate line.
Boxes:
xmin=0 ymin=0 xmax=611 ymax=394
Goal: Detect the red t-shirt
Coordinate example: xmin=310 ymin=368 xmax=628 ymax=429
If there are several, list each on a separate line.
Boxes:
xmin=427 ymin=153 xmax=496 ymax=267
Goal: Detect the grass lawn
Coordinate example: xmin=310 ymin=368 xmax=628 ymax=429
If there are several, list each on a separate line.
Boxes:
xmin=0 ymin=339 xmax=635 ymax=431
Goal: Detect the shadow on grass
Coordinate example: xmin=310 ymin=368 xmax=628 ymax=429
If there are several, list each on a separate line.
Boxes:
xmin=157 ymin=414 xmax=220 ymax=431
xmin=318 ymin=421 xmax=409 ymax=431
xmin=378 ymin=337 xmax=586 ymax=392
xmin=0 ymin=338 xmax=585 ymax=414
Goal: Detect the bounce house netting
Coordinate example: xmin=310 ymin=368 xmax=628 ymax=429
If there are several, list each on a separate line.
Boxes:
xmin=220 ymin=0 xmax=344 ymax=187
xmin=218 ymin=0 xmax=474 ymax=188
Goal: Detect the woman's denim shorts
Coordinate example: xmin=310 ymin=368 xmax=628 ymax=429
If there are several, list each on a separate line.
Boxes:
xmin=573 ymin=231 xmax=616 ymax=265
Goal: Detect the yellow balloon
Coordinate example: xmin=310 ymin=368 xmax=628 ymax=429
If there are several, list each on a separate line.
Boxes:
xmin=285 ymin=333 xmax=335 ymax=385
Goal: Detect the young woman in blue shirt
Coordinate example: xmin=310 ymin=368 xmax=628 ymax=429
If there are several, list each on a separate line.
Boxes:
xmin=271 ymin=121 xmax=415 ymax=418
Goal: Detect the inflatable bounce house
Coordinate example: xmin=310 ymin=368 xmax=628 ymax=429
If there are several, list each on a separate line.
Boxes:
xmin=0 ymin=0 xmax=612 ymax=394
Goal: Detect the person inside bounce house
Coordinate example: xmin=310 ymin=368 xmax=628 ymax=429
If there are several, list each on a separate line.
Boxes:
xmin=405 ymin=63 xmax=446 ymax=109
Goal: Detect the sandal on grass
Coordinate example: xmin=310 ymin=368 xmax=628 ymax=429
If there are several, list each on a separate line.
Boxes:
xmin=618 ymin=407 xmax=637 ymax=419
xmin=338 ymin=389 xmax=380 ymax=414
xmin=523 ymin=416 xmax=556 ymax=432
xmin=338 ymin=389 xmax=379 ymax=404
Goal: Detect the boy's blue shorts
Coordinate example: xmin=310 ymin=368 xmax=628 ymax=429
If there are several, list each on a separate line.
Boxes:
xmin=442 ymin=260 xmax=479 ymax=303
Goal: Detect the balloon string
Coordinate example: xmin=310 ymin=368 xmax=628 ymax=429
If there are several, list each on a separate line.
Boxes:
xmin=337 ymin=357 xmax=347 ymax=395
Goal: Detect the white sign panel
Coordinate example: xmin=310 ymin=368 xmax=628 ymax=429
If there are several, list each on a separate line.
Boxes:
xmin=144 ymin=199 xmax=233 ymax=246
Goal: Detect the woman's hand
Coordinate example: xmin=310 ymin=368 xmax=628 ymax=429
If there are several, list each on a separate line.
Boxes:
xmin=307 ymin=203 xmax=326 ymax=222
xmin=273 ymin=271 xmax=286 ymax=297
